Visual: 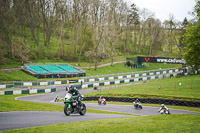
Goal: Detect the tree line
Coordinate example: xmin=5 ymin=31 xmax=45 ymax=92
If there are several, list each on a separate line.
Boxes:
xmin=0 ymin=0 xmax=199 ymax=71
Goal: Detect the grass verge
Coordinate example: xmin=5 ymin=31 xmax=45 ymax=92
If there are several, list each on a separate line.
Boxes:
xmin=85 ymin=75 xmax=200 ymax=102
xmin=0 ymin=94 xmax=63 ymax=112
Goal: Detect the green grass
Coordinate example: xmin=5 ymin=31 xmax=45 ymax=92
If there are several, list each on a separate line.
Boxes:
xmin=84 ymin=63 xmax=181 ymax=76
xmin=85 ymin=75 xmax=200 ymax=101
xmin=0 ymin=94 xmax=63 ymax=112
xmin=86 ymin=108 xmax=135 ymax=116
xmin=0 ymin=59 xmax=22 ymax=69
xmin=0 ymin=71 xmax=38 ymax=82
xmin=2 ymin=114 xmax=200 ymax=133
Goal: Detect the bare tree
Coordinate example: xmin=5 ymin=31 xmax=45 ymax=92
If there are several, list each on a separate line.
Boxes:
xmin=105 ymin=0 xmax=122 ymax=66
xmin=40 ymin=0 xmax=58 ymax=49
xmin=138 ymin=8 xmax=154 ymax=54
xmin=164 ymin=14 xmax=176 ymax=53
xmin=77 ymin=0 xmax=91 ymax=66
xmin=91 ymin=0 xmax=107 ymax=70
xmin=144 ymin=18 xmax=163 ymax=56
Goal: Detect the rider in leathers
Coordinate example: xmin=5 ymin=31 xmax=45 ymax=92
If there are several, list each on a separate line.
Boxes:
xmin=67 ymin=85 xmax=82 ymax=108
xmin=158 ymin=104 xmax=170 ymax=114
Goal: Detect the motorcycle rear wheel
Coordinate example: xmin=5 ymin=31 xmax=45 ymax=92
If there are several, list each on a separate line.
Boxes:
xmin=79 ymin=103 xmax=86 ymax=115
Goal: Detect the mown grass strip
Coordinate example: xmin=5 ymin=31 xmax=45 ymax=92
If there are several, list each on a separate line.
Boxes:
xmin=87 ymin=108 xmax=137 ymax=116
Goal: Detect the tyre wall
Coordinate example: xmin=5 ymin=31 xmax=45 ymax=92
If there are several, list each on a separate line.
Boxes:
xmin=84 ymin=97 xmax=200 ymax=107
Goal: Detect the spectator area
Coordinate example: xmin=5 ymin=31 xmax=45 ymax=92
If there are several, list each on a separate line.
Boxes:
xmin=22 ymin=64 xmax=85 ymax=79
xmin=58 ymin=65 xmax=80 ymax=73
xmin=40 ymin=65 xmax=66 ymax=74
xmin=27 ymin=65 xmax=49 ymax=74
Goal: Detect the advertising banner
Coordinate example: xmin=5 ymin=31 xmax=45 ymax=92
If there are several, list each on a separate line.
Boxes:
xmin=137 ymin=57 xmax=185 ymax=64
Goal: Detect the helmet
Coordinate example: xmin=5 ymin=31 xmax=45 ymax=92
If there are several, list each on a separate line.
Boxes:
xmin=161 ymin=104 xmax=164 ymax=107
xmin=69 ymin=85 xmax=74 ymax=90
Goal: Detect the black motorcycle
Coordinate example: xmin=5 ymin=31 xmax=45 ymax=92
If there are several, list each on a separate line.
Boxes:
xmin=64 ymin=93 xmax=86 ymax=116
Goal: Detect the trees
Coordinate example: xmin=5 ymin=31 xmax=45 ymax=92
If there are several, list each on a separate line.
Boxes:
xmin=183 ymin=0 xmax=200 ymax=72
xmin=144 ymin=18 xmax=163 ymax=56
xmin=175 ymin=17 xmax=188 ymax=57
xmin=1 ymin=0 xmax=198 ymax=70
xmin=128 ymin=3 xmax=139 ymax=51
xmin=138 ymin=8 xmax=154 ymax=54
xmin=183 ymin=22 xmax=200 ymax=72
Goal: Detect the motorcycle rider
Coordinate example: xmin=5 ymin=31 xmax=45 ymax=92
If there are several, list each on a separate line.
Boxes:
xmin=67 ymin=85 xmax=82 ymax=108
xmin=99 ymin=95 xmax=104 ymax=100
xmin=98 ymin=95 xmax=106 ymax=105
xmin=54 ymin=95 xmax=59 ymax=102
xmin=135 ymin=99 xmax=140 ymax=104
xmin=158 ymin=104 xmax=170 ymax=114
xmin=99 ymin=95 xmax=104 ymax=103
xmin=133 ymin=99 xmax=141 ymax=108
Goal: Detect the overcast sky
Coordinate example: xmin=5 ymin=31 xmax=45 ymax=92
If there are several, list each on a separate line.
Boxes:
xmin=126 ymin=0 xmax=196 ymax=22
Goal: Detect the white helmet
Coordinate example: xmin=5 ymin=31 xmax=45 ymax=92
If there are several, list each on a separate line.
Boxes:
xmin=161 ymin=104 xmax=164 ymax=107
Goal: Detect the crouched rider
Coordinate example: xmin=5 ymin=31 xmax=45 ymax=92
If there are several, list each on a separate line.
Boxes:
xmin=67 ymin=85 xmax=82 ymax=108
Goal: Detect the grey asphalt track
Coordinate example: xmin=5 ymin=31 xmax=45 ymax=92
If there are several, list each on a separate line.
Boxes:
xmin=85 ymin=103 xmax=200 ymax=116
xmin=0 ymin=111 xmax=132 ymax=131
xmin=1 ymin=85 xmax=200 ymax=131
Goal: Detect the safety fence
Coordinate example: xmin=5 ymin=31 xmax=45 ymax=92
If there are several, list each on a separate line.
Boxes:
xmin=0 ymin=88 xmax=56 ymax=95
xmin=83 ymin=97 xmax=200 ymax=107
xmin=74 ymin=71 xmax=180 ymax=89
xmin=0 ymin=68 xmax=185 ymax=89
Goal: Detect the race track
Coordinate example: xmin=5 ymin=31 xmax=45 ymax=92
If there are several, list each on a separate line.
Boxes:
xmin=0 ymin=111 xmax=132 ymax=131
xmin=0 ymin=85 xmax=199 ymax=131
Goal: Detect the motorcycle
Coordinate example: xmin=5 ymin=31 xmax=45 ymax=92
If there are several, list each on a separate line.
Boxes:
xmin=54 ymin=96 xmax=59 ymax=102
xmin=133 ymin=102 xmax=142 ymax=109
xmin=98 ymin=98 xmax=106 ymax=105
xmin=93 ymin=85 xmax=98 ymax=90
xmin=159 ymin=109 xmax=170 ymax=115
xmin=64 ymin=93 xmax=86 ymax=116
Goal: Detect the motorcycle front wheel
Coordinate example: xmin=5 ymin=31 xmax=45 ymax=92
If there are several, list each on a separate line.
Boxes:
xmin=64 ymin=104 xmax=71 ymax=116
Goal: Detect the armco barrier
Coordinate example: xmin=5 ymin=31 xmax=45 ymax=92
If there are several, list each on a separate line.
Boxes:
xmin=84 ymin=97 xmax=200 ymax=107
xmin=0 ymin=88 xmax=56 ymax=95
xmin=74 ymin=71 xmax=179 ymax=90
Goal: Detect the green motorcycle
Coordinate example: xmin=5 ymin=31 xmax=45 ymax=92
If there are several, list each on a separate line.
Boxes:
xmin=64 ymin=93 xmax=86 ymax=116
